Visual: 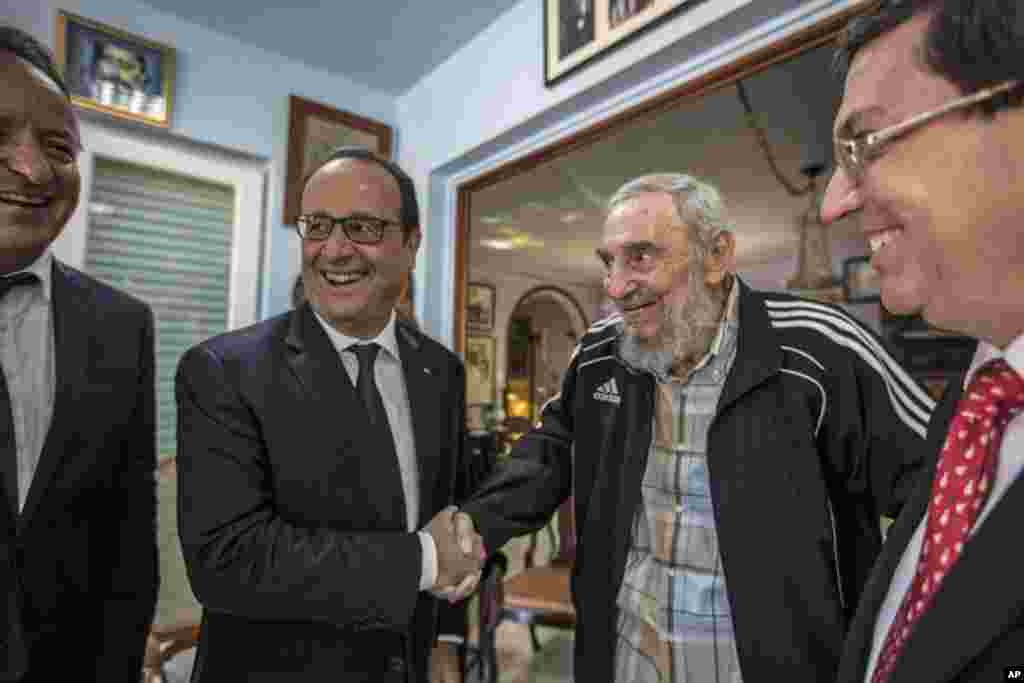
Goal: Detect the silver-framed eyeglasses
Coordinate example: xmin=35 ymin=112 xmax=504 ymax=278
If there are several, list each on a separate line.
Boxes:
xmin=834 ymin=80 xmax=1019 ymax=184
xmin=295 ymin=213 xmax=403 ymax=244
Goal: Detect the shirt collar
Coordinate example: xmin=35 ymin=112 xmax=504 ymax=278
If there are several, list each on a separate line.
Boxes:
xmin=5 ymin=249 xmax=53 ymax=303
xmin=708 ymin=274 xmax=740 ymax=357
xmin=313 ymin=308 xmax=401 ymax=362
xmin=965 ymin=333 xmax=1024 ymax=388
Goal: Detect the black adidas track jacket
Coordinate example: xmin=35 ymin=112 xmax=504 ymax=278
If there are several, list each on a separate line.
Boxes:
xmin=463 ymin=278 xmax=933 ymax=683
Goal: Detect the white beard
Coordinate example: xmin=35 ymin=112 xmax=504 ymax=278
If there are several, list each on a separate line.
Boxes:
xmin=618 ymin=268 xmax=726 ymax=377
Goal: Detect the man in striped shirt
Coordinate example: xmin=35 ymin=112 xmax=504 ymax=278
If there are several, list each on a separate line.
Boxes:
xmin=458 ymin=173 xmax=932 ymax=682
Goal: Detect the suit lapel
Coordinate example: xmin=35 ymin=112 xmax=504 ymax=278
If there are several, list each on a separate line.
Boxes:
xmin=285 ymin=307 xmax=426 ymax=529
xmin=837 ymin=456 xmax=936 ymax=681
xmin=837 ymin=376 xmax=964 ymax=683
xmin=893 ymin=474 xmax=1024 ymax=682
xmin=284 ymin=304 xmax=362 ymax=435
xmin=891 ymin=371 xmax=1024 ymax=681
xmin=19 ymin=262 xmax=89 ymax=531
xmin=396 ymin=323 xmax=443 ymax=527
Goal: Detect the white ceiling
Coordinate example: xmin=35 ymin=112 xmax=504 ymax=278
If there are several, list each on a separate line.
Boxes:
xmin=468 ymin=41 xmax=861 ymax=289
xmin=135 ymin=0 xmax=522 ymax=94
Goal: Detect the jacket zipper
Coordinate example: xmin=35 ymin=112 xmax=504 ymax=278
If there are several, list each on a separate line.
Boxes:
xmin=826 ymin=496 xmax=846 ymax=612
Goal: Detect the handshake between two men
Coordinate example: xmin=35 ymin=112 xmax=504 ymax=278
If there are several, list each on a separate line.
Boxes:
xmin=423 ymin=507 xmax=485 ymax=603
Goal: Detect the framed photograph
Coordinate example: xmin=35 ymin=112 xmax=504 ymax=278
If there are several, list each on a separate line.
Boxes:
xmin=880 ymin=304 xmax=975 ymax=390
xmin=466 ymin=282 xmax=496 ymax=332
xmin=283 ymin=95 xmax=393 ymax=225
xmin=55 ymin=11 xmax=175 ymax=127
xmin=544 ymin=0 xmax=753 ymax=85
xmin=843 ymin=256 xmax=881 ymax=303
xmin=465 ymin=336 xmax=497 ymax=407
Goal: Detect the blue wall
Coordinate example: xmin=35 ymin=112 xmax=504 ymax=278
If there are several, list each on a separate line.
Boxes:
xmin=3 ymin=0 xmax=396 ymax=320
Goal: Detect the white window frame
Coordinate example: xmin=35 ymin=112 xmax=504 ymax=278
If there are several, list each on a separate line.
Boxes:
xmin=54 ymin=119 xmax=267 ymax=329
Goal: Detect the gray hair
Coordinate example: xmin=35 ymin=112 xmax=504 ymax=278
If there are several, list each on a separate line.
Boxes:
xmin=607 ymin=173 xmax=733 ymax=261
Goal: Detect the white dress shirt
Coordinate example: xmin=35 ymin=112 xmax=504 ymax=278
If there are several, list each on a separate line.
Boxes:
xmin=311 ymin=309 xmax=438 ymax=590
xmin=0 ymin=250 xmax=55 ymax=513
xmin=864 ymin=334 xmax=1024 ymax=680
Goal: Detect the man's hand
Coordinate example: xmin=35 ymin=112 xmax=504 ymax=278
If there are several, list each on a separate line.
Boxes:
xmin=424 ymin=506 xmax=484 ymax=599
xmin=444 ymin=511 xmax=484 ymax=602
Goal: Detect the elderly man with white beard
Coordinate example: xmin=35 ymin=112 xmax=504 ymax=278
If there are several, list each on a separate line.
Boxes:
xmin=454 ymin=173 xmax=933 ymax=683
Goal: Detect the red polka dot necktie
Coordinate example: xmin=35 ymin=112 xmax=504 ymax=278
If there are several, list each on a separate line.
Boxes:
xmin=871 ymin=358 xmax=1024 ymax=682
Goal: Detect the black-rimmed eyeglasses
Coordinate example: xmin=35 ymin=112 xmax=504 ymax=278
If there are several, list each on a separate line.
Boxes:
xmin=295 ymin=213 xmax=403 ymax=244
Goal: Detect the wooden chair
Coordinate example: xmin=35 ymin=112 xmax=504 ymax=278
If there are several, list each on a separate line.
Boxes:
xmin=465 ymin=551 xmax=508 ymax=683
xmin=501 ymin=416 xmax=534 ymax=443
xmin=498 ymin=496 xmax=576 ymax=652
xmin=142 ymin=458 xmax=202 ymax=683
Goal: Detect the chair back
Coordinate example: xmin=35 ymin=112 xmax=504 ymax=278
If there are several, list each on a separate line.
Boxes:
xmin=469 ymin=551 xmax=508 ymax=683
xmin=478 ymin=552 xmax=508 ymax=637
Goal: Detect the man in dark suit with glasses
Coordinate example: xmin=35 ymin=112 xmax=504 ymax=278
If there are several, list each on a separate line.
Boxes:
xmin=176 ymin=147 xmax=483 ymax=682
xmin=821 ymin=2 xmax=1024 ymax=680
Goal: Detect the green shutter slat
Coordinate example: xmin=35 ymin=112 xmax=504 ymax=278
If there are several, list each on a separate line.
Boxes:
xmin=84 ymin=156 xmax=235 ymax=458
xmin=92 ymin=179 xmax=233 ymax=212
xmin=87 ymin=222 xmax=230 ymax=256
xmin=88 ymin=207 xmax=234 ymax=243
xmin=87 ymin=254 xmax=228 ymax=282
xmin=86 ymin=268 xmax=228 ymax=293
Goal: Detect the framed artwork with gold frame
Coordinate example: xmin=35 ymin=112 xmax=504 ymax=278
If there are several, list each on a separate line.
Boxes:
xmin=55 ymin=11 xmax=175 ymax=127
xmin=466 ymin=282 xmax=496 ymax=332
xmin=283 ymin=95 xmax=393 ymax=225
xmin=465 ymin=335 xmax=497 ymax=408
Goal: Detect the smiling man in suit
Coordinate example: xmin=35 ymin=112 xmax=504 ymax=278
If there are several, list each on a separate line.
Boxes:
xmin=821 ymin=1 xmax=1024 ymax=680
xmin=0 ymin=25 xmax=158 ymax=682
xmin=176 ymin=146 xmax=483 ymax=682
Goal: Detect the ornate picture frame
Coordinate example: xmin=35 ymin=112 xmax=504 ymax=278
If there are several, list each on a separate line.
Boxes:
xmin=466 ymin=282 xmax=496 ymax=332
xmin=465 ymin=335 xmax=497 ymax=408
xmin=283 ymin=95 xmax=393 ymax=225
xmin=55 ymin=11 xmax=175 ymax=127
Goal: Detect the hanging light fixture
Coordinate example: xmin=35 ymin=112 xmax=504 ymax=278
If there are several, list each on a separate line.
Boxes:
xmin=736 ymin=81 xmax=839 ymax=296
xmin=786 ymin=162 xmax=836 ymax=291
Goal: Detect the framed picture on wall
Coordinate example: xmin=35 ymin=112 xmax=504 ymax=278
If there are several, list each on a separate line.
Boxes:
xmin=465 ymin=335 xmax=497 ymax=407
xmin=55 ymin=11 xmax=175 ymax=127
xmin=466 ymin=282 xmax=496 ymax=332
xmin=283 ymin=95 xmax=393 ymax=225
xmin=544 ymin=0 xmax=753 ymax=85
xmin=880 ymin=304 xmax=975 ymax=399
xmin=843 ymin=255 xmax=881 ymax=302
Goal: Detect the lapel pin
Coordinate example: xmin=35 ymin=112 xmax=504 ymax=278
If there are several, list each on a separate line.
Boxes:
xmin=424 ymin=367 xmax=433 ymax=375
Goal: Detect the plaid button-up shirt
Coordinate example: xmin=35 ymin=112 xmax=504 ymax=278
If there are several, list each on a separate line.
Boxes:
xmin=615 ymin=285 xmax=742 ymax=683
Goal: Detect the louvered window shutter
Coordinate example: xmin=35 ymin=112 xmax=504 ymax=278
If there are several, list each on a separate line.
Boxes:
xmin=84 ymin=156 xmax=235 ymax=457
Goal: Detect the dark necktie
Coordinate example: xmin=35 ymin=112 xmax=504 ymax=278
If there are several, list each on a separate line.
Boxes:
xmin=871 ymin=358 xmax=1024 ymax=682
xmin=350 ymin=343 xmax=406 ymax=526
xmin=0 ymin=272 xmax=40 ymax=514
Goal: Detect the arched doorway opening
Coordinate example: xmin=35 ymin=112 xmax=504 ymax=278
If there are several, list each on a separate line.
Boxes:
xmin=504 ymin=286 xmax=587 ymax=435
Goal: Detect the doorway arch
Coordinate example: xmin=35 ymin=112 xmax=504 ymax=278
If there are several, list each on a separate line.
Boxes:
xmin=504 ymin=286 xmax=588 ymax=423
